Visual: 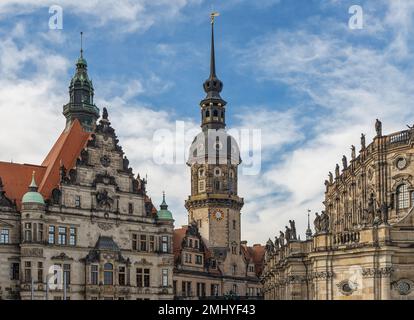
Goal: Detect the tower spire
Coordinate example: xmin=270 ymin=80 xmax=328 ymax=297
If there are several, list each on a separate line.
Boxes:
xmin=306 ymin=209 xmax=313 ymax=240
xmin=80 ymin=31 xmax=84 ymax=58
xmin=209 ymin=12 xmax=219 ymax=78
xmin=200 ymin=12 xmax=227 ymax=130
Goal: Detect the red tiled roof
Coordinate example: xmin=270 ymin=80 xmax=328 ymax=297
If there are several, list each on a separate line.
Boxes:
xmin=39 ymin=119 xmax=91 ymax=198
xmin=0 ymin=119 xmax=90 ymax=210
xmin=241 ymin=243 xmax=265 ymax=276
xmin=173 ymin=227 xmax=188 ymax=262
xmin=0 ymin=162 xmax=47 ymax=209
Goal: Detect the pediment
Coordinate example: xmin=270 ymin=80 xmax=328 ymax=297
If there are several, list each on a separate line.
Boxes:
xmin=0 ymin=219 xmax=14 ymax=228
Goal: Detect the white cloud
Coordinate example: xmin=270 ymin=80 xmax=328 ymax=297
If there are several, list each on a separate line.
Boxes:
xmin=0 ymin=0 xmax=201 ymax=33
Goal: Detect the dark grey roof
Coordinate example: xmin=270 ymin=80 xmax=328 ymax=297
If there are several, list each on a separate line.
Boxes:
xmin=94 ymin=236 xmax=120 ymax=251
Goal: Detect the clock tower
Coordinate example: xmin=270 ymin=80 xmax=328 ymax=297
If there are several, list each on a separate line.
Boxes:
xmin=185 ymin=14 xmax=245 ymax=276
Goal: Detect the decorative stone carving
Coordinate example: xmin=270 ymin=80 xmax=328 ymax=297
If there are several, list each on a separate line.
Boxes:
xmin=77 ymin=149 xmax=89 ymax=165
xmin=361 ymin=133 xmax=366 ymax=149
xmin=314 ymin=212 xmax=321 ymax=234
xmin=289 ymin=220 xmax=297 ymax=240
xmin=0 ymin=177 xmax=13 ymax=208
xmin=100 ymin=155 xmax=111 ymax=167
xmin=342 ymin=155 xmax=348 ymax=170
xmin=313 ymin=271 xmax=334 ymax=279
xmin=51 ymin=188 xmax=61 ymax=205
xmin=51 ymin=252 xmax=74 ymax=261
xmin=362 ymin=267 xmax=393 ymax=277
xmin=97 ymin=222 xmax=114 ymax=231
xmin=351 ymin=145 xmax=356 ymax=160
xmin=68 ymin=169 xmax=77 ymax=184
xmin=337 ymin=280 xmax=357 ymax=296
xmin=328 ymin=172 xmax=333 ymax=184
xmin=87 ymin=134 xmax=96 ymax=147
xmin=279 ymin=231 xmax=285 ymax=247
xmin=392 ymin=279 xmax=413 ymax=296
xmin=96 ymin=190 xmax=114 ymax=208
xmin=21 ymin=248 xmax=43 ymax=257
xmin=375 ymin=119 xmax=382 ymax=137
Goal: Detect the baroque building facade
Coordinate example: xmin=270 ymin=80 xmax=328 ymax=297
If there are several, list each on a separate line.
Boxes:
xmin=262 ymin=120 xmax=414 ymax=300
xmin=172 ymin=15 xmax=264 ymax=300
xmin=0 ymin=49 xmax=175 ymax=300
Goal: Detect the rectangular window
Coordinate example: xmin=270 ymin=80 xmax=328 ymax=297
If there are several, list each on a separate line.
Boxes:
xmin=63 ymin=264 xmax=71 ymax=287
xmin=195 ymin=255 xmax=203 ymax=265
xmin=128 ymin=203 xmax=134 ymax=214
xmin=162 ymin=269 xmax=168 ymax=287
xmin=136 ymin=268 xmax=143 ymax=287
xmin=161 ymin=236 xmax=168 ymax=253
xmin=24 ymin=261 xmax=31 ymax=282
xmin=211 ymin=259 xmax=217 ymax=269
xmin=11 ymin=263 xmax=19 ymax=280
xmin=189 ymin=239 xmax=193 ymax=248
xmin=37 ymin=262 xmax=43 ymax=283
xmin=140 ymin=235 xmax=147 ymax=252
xmin=144 ymin=269 xmax=150 ymax=287
xmin=132 ymin=234 xmax=137 ymax=250
xmin=196 ymin=282 xmax=206 ymax=297
xmin=233 ymin=220 xmax=236 ymax=230
xmin=91 ymin=265 xmax=98 ymax=285
xmin=0 ymin=229 xmax=9 ymax=244
xmin=69 ymin=227 xmax=76 ymax=246
xmin=149 ymin=236 xmax=155 ymax=252
xmin=197 ymin=219 xmax=202 ymax=228
xmin=38 ymin=223 xmax=43 ymax=242
xmin=211 ymin=284 xmax=219 ymax=296
xmin=58 ymin=227 xmax=66 ymax=245
xmin=181 ymin=282 xmax=186 ymax=297
xmin=119 ymin=266 xmax=126 ymax=286
xmin=194 ymin=240 xmax=199 ymax=249
xmin=173 ymin=280 xmax=177 ymax=295
xmin=48 ymin=225 xmax=55 ymax=244
xmin=198 ymin=180 xmax=205 ymax=193
xmin=75 ymin=195 xmax=81 ymax=208
xmin=24 ymin=223 xmax=32 ymax=242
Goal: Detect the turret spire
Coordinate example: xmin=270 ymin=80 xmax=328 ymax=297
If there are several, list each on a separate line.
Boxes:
xmin=306 ymin=209 xmax=313 ymax=240
xmin=80 ymin=31 xmax=84 ymax=59
xmin=200 ymin=12 xmax=227 ymax=130
xmin=29 ymin=171 xmax=38 ymax=191
xmin=63 ymin=32 xmax=99 ymax=132
xmin=209 ymin=12 xmax=219 ymax=78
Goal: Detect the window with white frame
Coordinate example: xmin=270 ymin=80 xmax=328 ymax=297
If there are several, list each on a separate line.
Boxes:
xmin=397 ymin=184 xmax=410 ymax=210
xmin=0 ymin=229 xmax=9 ymax=244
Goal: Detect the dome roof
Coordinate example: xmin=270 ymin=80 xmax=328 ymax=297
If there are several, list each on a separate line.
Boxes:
xmin=22 ymin=172 xmax=45 ymax=205
xmin=157 ymin=193 xmax=173 ymax=221
xmin=187 ymin=130 xmax=241 ymax=166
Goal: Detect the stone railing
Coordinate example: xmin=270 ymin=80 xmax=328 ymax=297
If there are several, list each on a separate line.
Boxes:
xmin=388 ymin=130 xmax=411 ymax=145
xmin=333 ymin=231 xmax=360 ymax=245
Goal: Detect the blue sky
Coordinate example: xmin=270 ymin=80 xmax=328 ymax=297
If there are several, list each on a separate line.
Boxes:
xmin=1 ymin=0 xmax=414 ymax=244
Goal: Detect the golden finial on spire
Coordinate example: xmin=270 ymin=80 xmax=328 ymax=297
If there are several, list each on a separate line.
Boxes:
xmin=210 ymin=12 xmax=220 ymax=24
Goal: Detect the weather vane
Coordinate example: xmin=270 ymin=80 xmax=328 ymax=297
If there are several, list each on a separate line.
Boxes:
xmin=210 ymin=11 xmax=220 ymax=24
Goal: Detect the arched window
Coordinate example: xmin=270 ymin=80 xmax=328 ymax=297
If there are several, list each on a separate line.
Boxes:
xmin=213 ymin=110 xmax=218 ymax=117
xmin=397 ymin=184 xmax=410 ymax=210
xmin=104 ymin=263 xmax=113 ymax=285
xmin=198 ymin=168 xmax=205 ymax=178
xmin=205 ymin=110 xmax=210 ymax=118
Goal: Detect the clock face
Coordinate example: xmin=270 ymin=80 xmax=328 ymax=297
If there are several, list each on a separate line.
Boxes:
xmin=212 ymin=209 xmax=224 ymax=221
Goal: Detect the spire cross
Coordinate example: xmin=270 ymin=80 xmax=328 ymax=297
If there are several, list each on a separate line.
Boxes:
xmin=210 ymin=12 xmax=219 ymax=24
